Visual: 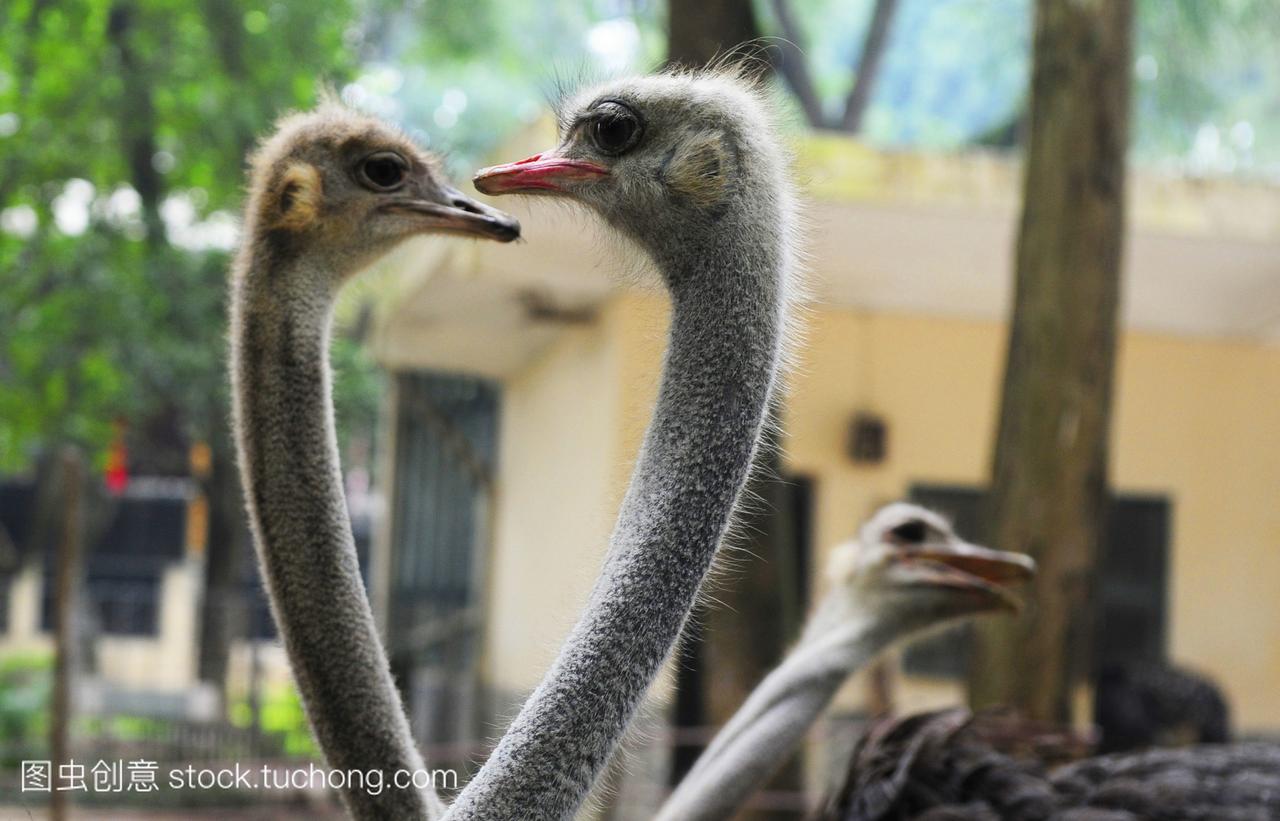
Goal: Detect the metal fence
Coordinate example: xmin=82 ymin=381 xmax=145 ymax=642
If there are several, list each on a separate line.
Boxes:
xmin=386 ymin=371 xmax=499 ymax=752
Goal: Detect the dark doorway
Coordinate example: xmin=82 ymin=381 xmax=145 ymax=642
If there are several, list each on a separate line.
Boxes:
xmin=669 ymin=472 xmax=814 ymax=785
xmin=38 ymin=482 xmax=190 ymax=637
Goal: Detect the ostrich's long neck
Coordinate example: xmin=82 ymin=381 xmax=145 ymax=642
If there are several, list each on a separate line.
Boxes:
xmin=230 ymin=252 xmax=443 ymax=821
xmin=656 ymin=595 xmax=890 ymax=821
xmin=446 ymin=220 xmax=791 ymax=820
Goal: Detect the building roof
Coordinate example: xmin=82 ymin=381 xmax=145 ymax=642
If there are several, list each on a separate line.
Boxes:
xmin=372 ymin=121 xmax=1280 ymax=377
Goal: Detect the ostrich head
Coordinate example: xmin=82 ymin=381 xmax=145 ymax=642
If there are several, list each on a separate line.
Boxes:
xmin=824 ymin=503 xmax=1036 ymax=635
xmin=474 ymin=71 xmax=787 ymax=271
xmin=245 ymin=104 xmax=519 ymax=281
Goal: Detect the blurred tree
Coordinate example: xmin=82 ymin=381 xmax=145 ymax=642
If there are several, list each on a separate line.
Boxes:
xmin=663 ymin=0 xmax=907 ymax=134
xmin=666 ymin=0 xmax=761 ymax=68
xmin=0 ymin=0 xmax=359 ymax=465
xmin=766 ymin=0 xmax=901 ymax=132
xmin=968 ymin=0 xmax=1131 ymax=723
xmin=763 ymin=0 xmax=1026 ymax=138
xmin=763 ymin=0 xmax=1278 ymax=171
xmin=0 ymin=0 xmax=361 ymax=704
xmin=49 ymin=446 xmax=83 ymax=821
xmin=837 ymin=0 xmax=899 ymax=132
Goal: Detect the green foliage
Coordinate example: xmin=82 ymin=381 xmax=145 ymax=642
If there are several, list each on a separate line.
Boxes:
xmin=345 ymin=0 xmax=666 ymax=177
xmin=230 ymin=683 xmax=318 ymax=757
xmin=87 ymin=713 xmax=169 ymax=741
xmin=771 ymin=0 xmax=1280 ymax=172
xmin=0 ymin=0 xmax=358 ymax=471
xmin=1 ymin=0 xmax=1273 ymax=476
xmin=332 ymin=332 xmax=387 ymax=457
xmin=0 ymin=649 xmax=317 ymax=771
xmin=1132 ymin=0 xmax=1280 ymax=172
xmin=0 ymin=652 xmax=53 ymax=766
xmin=0 ymin=0 xmax=670 ymax=474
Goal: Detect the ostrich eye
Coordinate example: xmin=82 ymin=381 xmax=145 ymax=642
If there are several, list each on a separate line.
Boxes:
xmin=890 ymin=520 xmax=928 ymax=544
xmin=358 ymin=152 xmax=409 ymax=191
xmin=588 ymin=102 xmax=642 ymax=155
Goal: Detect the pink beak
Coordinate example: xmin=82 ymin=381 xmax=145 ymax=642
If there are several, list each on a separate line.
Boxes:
xmin=473 ymin=153 xmax=609 ymax=195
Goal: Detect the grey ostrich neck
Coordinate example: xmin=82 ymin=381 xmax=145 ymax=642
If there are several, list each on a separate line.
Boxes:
xmin=447 ymin=213 xmax=789 ymax=820
xmin=657 ymin=596 xmax=893 ymax=821
xmin=231 ymin=245 xmax=444 ymax=820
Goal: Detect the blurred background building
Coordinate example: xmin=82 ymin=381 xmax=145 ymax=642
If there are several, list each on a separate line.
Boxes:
xmin=2 ymin=0 xmax=1279 ymax=817
xmin=363 ymin=120 xmax=1280 ymax=810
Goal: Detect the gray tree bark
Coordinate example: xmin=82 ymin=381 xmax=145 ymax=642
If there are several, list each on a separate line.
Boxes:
xmin=50 ymin=447 xmax=85 ymax=821
xmin=666 ymin=0 xmax=762 ymax=69
xmin=196 ymin=431 xmax=252 ymax=711
xmin=968 ymin=0 xmax=1132 ymax=723
xmin=768 ymin=0 xmax=900 ymax=132
xmin=839 ymin=0 xmax=900 ymax=132
xmin=767 ymin=0 xmax=825 ymax=126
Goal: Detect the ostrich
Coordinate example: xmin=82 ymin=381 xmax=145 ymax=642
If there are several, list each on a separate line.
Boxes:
xmin=1094 ymin=660 xmax=1230 ymax=753
xmin=657 ymin=503 xmax=1036 ymax=821
xmin=660 ymin=504 xmax=1280 ymax=821
xmin=228 ymin=104 xmax=518 ymax=820
xmin=447 ymin=68 xmax=798 ymax=819
xmin=827 ymin=708 xmax=1280 ymax=820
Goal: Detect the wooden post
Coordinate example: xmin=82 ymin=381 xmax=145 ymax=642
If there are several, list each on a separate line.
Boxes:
xmin=968 ymin=0 xmax=1132 ymax=722
xmin=50 ymin=446 xmax=85 ymax=821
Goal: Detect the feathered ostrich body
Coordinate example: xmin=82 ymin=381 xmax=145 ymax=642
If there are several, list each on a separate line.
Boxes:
xmin=1095 ymin=661 xmax=1230 ymax=753
xmin=828 ymin=708 xmax=1280 ymax=821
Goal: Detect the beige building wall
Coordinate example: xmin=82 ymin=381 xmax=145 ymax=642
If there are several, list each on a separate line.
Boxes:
xmin=481 ymin=290 xmax=1280 ymax=732
xmin=2 ymin=564 xmax=46 ymax=653
xmin=92 ymin=561 xmax=202 ymax=689
xmin=0 ymin=559 xmax=212 ymax=694
xmin=483 ymin=305 xmax=628 ymax=694
xmin=788 ymin=306 xmax=1280 ymax=732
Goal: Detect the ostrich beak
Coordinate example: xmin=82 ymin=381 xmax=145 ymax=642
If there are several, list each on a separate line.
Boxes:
xmin=914 ymin=542 xmax=1036 ymax=586
xmin=473 ymin=153 xmax=609 ymax=195
xmin=890 ymin=543 xmax=1035 ymax=613
xmin=383 ymin=186 xmax=521 ymax=242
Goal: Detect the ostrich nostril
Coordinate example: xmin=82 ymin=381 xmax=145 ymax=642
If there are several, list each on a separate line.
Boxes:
xmin=453 ymin=197 xmax=483 ymax=215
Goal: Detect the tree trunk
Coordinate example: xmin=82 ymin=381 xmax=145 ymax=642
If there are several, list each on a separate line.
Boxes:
xmin=968 ymin=0 xmax=1132 ymax=723
xmin=107 ymin=2 xmax=165 ymax=246
xmin=839 ymin=0 xmax=899 ymax=132
xmin=666 ymin=0 xmax=761 ymax=69
xmin=865 ymin=658 xmax=896 ymax=718
xmin=197 ymin=433 xmax=251 ymax=710
xmin=767 ymin=0 xmax=825 ymax=127
xmin=50 ymin=447 xmax=85 ymax=821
